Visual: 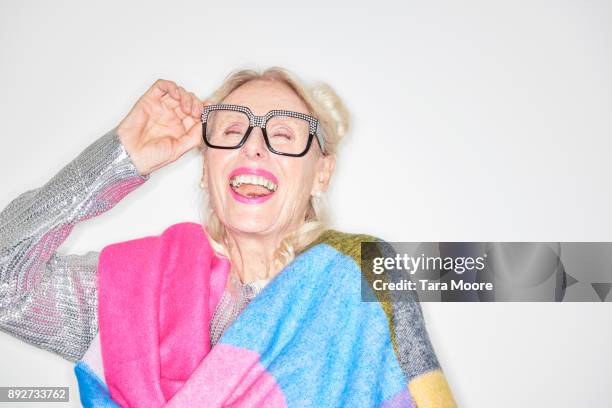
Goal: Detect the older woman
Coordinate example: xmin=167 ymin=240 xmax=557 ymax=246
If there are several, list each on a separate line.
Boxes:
xmin=0 ymin=68 xmax=456 ymax=407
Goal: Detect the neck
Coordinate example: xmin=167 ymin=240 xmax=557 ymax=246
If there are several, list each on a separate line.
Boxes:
xmin=224 ymin=229 xmax=286 ymax=284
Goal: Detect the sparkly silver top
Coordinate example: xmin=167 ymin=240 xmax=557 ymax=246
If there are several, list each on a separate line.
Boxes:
xmin=210 ymin=272 xmax=270 ymax=347
xmin=0 ymin=127 xmax=268 ymax=362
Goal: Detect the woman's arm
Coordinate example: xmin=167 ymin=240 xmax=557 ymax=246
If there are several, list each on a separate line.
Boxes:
xmin=0 ymin=127 xmax=148 ymax=362
xmin=376 ymin=241 xmax=458 ymax=407
xmin=0 ymin=77 xmax=203 ymax=362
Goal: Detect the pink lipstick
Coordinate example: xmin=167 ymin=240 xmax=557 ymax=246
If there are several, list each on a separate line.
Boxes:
xmin=228 ymin=167 xmax=279 ymax=204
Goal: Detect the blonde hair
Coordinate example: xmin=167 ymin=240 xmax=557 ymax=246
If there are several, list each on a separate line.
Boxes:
xmin=199 ymin=67 xmax=350 ymax=273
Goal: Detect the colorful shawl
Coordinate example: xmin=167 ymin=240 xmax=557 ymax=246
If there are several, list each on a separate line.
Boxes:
xmin=73 ymin=222 xmax=456 ymax=407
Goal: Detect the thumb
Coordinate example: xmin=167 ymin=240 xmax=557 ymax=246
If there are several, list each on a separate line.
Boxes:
xmin=173 ymin=121 xmax=202 ymax=159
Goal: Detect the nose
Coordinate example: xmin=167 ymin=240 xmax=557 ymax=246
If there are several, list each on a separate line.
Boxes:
xmin=241 ymin=127 xmax=269 ymax=160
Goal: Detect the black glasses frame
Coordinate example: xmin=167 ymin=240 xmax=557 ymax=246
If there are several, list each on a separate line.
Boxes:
xmin=201 ymin=104 xmax=327 ymax=157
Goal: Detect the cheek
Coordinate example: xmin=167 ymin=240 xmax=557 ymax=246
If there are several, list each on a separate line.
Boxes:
xmin=279 ymin=158 xmax=318 ymax=200
xmin=203 ymin=153 xmax=231 ymax=203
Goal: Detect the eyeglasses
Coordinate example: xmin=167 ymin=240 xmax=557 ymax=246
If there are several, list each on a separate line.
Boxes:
xmin=201 ymin=104 xmax=327 ymax=157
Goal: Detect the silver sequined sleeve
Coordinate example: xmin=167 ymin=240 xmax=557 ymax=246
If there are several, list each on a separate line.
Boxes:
xmin=0 ymin=127 xmax=149 ymax=362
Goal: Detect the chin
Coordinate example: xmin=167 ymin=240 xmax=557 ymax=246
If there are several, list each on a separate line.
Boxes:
xmin=227 ymin=222 xmax=277 ymax=236
xmin=223 ymin=214 xmax=279 ymax=235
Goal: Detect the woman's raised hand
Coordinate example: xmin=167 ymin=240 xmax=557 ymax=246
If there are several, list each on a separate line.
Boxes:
xmin=116 ymin=79 xmax=203 ymax=176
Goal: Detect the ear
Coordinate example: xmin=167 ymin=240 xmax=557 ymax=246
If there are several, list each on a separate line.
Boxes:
xmin=311 ymin=154 xmax=336 ymax=196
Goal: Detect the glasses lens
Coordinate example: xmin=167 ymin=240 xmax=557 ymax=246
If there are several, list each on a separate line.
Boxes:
xmin=266 ymin=115 xmax=310 ymax=155
xmin=205 ymin=109 xmax=249 ymax=147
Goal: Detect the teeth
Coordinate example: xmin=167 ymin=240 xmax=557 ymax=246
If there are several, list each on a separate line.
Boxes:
xmin=229 ymin=174 xmax=278 ymax=192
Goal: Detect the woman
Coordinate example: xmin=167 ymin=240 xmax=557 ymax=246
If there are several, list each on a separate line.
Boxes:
xmin=0 ymin=67 xmax=456 ymax=407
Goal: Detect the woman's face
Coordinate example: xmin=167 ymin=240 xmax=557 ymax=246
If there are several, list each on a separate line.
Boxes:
xmin=203 ymin=79 xmax=335 ymax=238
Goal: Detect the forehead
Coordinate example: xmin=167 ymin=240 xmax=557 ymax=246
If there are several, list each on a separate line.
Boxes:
xmin=221 ymin=79 xmax=311 ymax=117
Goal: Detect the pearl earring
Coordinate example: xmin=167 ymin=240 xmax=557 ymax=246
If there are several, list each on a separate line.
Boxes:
xmin=199 ymin=179 xmax=205 ymax=189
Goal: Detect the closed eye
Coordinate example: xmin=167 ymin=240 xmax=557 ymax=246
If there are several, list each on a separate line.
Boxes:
xmin=271 ymin=132 xmax=293 ymax=140
xmin=223 ymin=124 xmax=246 ymax=136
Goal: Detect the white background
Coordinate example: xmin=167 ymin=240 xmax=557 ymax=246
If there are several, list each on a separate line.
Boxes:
xmin=1 ymin=1 xmax=611 ymax=407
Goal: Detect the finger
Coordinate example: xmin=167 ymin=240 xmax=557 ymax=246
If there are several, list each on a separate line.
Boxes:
xmin=161 ymin=92 xmax=180 ymax=110
xmin=149 ymin=79 xmax=181 ymax=100
xmin=160 ymin=93 xmax=187 ymax=121
xmin=172 ymin=122 xmax=202 ymax=160
xmin=173 ymin=103 xmax=188 ymax=121
xmin=182 ymin=114 xmax=197 ymax=131
xmin=202 ymin=98 xmax=214 ymax=108
xmin=190 ymin=92 xmax=202 ymax=119
xmin=177 ymin=86 xmax=192 ymax=116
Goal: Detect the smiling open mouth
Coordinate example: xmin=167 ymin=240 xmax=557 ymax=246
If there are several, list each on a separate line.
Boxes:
xmin=229 ymin=174 xmax=278 ymax=200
